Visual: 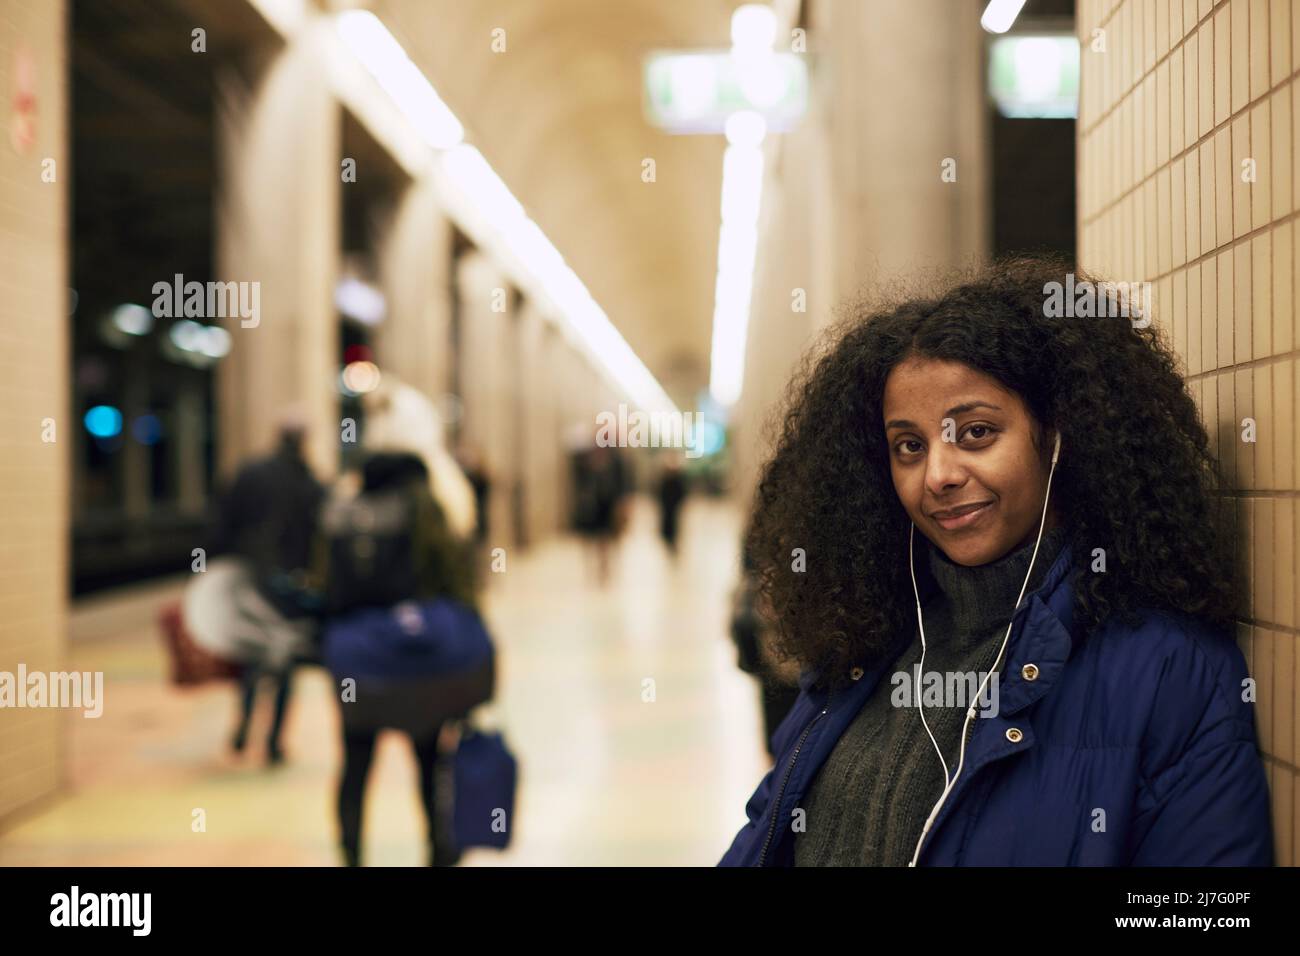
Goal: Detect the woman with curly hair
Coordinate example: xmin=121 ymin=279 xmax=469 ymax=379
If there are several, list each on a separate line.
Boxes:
xmin=719 ymin=257 xmax=1273 ymax=867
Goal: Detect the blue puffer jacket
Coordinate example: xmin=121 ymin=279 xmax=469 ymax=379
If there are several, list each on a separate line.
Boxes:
xmin=719 ymin=544 xmax=1274 ymax=866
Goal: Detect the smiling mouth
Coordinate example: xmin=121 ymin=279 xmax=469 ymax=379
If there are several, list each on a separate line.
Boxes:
xmin=930 ymin=501 xmax=994 ymax=530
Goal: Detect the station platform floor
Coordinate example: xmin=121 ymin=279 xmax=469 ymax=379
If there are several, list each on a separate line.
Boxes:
xmin=0 ymin=496 xmax=770 ymax=866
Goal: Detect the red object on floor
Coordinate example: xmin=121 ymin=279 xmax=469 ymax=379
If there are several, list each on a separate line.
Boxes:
xmin=158 ymin=600 xmax=244 ymax=686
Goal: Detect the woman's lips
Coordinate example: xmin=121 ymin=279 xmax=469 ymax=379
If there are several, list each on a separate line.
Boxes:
xmin=931 ymin=500 xmax=994 ymax=531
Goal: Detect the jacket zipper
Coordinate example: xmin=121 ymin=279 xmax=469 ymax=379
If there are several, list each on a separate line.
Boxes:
xmin=757 ymin=689 xmax=831 ymax=866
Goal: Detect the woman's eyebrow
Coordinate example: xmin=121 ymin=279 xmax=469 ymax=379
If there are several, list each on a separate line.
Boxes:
xmin=944 ymin=401 xmax=1002 ymax=417
xmin=884 ymin=401 xmax=1002 ymax=431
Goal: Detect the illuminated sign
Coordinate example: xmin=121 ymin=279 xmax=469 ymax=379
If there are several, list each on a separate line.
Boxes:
xmin=643 ymin=51 xmax=808 ymax=134
xmin=988 ymin=35 xmax=1079 ymax=119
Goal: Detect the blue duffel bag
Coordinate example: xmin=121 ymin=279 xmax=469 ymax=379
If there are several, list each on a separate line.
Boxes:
xmin=322 ymin=599 xmax=495 ymax=737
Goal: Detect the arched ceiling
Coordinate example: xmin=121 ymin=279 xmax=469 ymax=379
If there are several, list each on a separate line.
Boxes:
xmin=372 ymin=0 xmax=746 ymax=406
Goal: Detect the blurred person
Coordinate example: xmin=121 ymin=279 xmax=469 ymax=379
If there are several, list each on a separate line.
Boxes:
xmin=210 ymin=410 xmax=324 ymax=765
xmin=731 ymin=534 xmax=800 ymax=757
xmin=361 ymin=376 xmax=478 ymax=543
xmin=455 ymin=440 xmax=492 ymax=564
xmin=320 ymin=451 xmax=486 ymax=868
xmin=721 ymin=257 xmax=1272 ymax=866
xmin=570 ymin=438 xmax=632 ymax=586
xmin=656 ymin=454 xmax=688 ymax=556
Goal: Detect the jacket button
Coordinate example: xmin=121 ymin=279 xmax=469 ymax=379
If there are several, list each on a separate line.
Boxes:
xmin=1021 ymin=663 xmax=1039 ymax=681
xmin=849 ymin=666 xmax=864 ymax=681
xmin=1006 ymin=728 xmax=1024 ymax=743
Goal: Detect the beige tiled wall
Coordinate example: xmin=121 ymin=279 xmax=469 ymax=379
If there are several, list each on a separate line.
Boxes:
xmin=0 ymin=0 xmax=68 ymax=825
xmin=1079 ymin=0 xmax=1299 ymax=866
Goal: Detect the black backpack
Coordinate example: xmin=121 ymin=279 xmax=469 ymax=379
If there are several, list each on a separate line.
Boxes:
xmin=321 ymin=485 xmax=433 ymax=613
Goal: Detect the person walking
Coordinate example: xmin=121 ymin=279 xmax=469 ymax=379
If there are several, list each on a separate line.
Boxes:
xmin=571 ymin=441 xmax=631 ymax=586
xmin=320 ymin=452 xmax=485 ymax=867
xmin=657 ymin=455 xmax=688 ymax=557
xmin=211 ymin=412 xmax=324 ymax=765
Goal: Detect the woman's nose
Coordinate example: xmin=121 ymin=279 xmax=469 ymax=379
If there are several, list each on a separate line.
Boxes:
xmin=924 ymin=441 xmax=968 ymax=495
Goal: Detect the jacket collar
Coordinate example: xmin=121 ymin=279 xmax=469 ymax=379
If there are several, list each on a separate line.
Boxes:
xmin=769 ymin=542 xmax=1079 ymax=866
xmin=796 ymin=540 xmax=1079 ymax=702
xmin=994 ymin=542 xmax=1078 ymax=715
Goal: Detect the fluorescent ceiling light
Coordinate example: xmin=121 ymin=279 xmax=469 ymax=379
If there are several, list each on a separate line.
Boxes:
xmin=731 ymin=4 xmax=778 ymax=51
xmin=338 ymin=12 xmax=676 ymax=414
xmin=337 ymin=10 xmax=464 ymax=149
xmin=708 ymin=5 xmax=778 ymax=408
xmin=981 ymin=0 xmax=1028 ymax=34
xmin=724 ymin=110 xmax=767 ymax=148
xmin=442 ymin=144 xmax=526 ymax=227
xmin=720 ymin=147 xmax=764 ymax=225
xmin=710 ymin=140 xmax=764 ymax=408
xmin=439 ymin=146 xmax=676 ymax=414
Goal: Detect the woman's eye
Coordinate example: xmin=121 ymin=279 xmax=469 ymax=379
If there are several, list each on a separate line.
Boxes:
xmin=893 ymin=429 xmax=994 ymax=456
xmin=960 ymin=424 xmax=996 ymax=442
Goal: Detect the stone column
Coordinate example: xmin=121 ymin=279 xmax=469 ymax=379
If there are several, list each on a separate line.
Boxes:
xmin=214 ymin=25 xmax=340 ymax=480
xmin=376 ymin=176 xmax=452 ymax=400
xmin=733 ymin=0 xmax=990 ymax=506
xmin=456 ymin=250 xmax=514 ymax=549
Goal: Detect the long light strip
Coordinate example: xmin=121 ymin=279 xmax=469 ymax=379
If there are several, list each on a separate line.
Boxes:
xmin=338 ymin=11 xmax=464 ymax=149
xmin=708 ymin=5 xmax=775 ymax=408
xmin=337 ymin=11 xmax=676 ymax=414
xmin=439 ymin=145 xmax=677 ymax=414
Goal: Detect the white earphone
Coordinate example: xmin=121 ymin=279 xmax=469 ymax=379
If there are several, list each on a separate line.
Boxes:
xmin=905 ymin=430 xmax=1061 ymax=866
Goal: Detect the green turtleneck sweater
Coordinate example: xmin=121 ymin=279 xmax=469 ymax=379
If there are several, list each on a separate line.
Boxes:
xmin=792 ymin=526 xmax=1067 ymax=867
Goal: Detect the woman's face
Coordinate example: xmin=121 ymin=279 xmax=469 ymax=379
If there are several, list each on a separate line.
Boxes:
xmin=882 ymin=356 xmax=1055 ymax=567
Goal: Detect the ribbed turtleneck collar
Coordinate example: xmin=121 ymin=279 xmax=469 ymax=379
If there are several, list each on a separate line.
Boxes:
xmin=923 ymin=525 xmax=1068 ymax=635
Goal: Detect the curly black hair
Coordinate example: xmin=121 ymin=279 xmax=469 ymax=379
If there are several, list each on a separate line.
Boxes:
xmin=748 ymin=256 xmax=1239 ymax=691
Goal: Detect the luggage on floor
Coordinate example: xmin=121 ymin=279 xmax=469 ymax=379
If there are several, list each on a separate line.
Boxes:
xmin=158 ymin=600 xmax=244 ymax=686
xmin=183 ymin=557 xmax=315 ymax=671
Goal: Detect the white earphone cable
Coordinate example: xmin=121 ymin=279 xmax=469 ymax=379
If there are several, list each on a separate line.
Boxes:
xmin=906 ymin=431 xmax=1060 ymax=867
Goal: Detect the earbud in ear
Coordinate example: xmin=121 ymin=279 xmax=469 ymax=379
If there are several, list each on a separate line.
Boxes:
xmin=1051 ymin=431 xmax=1062 ymax=466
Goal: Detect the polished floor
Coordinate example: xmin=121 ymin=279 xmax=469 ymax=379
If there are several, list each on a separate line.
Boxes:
xmin=0 ymin=496 xmax=771 ymax=866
